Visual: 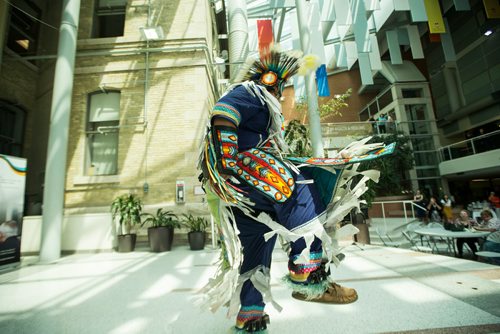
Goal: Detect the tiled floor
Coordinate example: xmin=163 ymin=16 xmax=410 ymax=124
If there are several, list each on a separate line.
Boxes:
xmin=0 ymin=243 xmax=499 ymax=334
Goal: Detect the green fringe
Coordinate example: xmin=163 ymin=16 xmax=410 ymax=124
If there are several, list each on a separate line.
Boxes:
xmin=281 ymin=275 xmax=330 ymax=300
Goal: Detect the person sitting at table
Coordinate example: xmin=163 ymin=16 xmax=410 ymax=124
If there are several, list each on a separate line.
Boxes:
xmin=475 ymin=209 xmax=500 ymax=232
xmin=427 ymin=197 xmax=442 ymax=222
xmin=454 ymin=210 xmax=478 ymax=259
xmin=474 ymin=210 xmax=500 ymax=264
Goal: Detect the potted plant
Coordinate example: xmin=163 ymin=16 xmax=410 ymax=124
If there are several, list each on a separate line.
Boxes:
xmin=181 ymin=214 xmax=208 ymax=251
xmin=110 ymin=194 xmax=142 ymax=252
xmin=141 ymin=208 xmax=180 ymax=252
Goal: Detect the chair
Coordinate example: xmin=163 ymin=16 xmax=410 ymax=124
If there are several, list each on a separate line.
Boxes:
xmin=375 ymin=226 xmax=401 ymax=248
xmin=476 ymin=251 xmax=500 ymax=259
xmin=402 ymin=231 xmax=433 ymax=253
xmin=406 ymin=221 xmax=424 ymax=232
xmin=427 ymin=222 xmax=444 ymax=229
xmin=426 ymin=222 xmax=449 ymax=250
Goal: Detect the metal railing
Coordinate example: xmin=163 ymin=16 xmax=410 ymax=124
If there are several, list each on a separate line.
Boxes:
xmin=439 ymin=129 xmax=500 ymax=162
xmin=370 ymin=199 xmax=427 ymax=231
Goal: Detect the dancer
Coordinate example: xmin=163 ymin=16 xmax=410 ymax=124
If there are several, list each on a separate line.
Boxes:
xmin=198 ymin=46 xmax=394 ymax=333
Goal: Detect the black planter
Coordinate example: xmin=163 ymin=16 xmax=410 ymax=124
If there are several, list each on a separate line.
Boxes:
xmin=148 ymin=226 xmax=174 ymax=252
xmin=117 ymin=234 xmax=137 ymax=252
xmin=188 ymin=231 xmax=206 ymax=251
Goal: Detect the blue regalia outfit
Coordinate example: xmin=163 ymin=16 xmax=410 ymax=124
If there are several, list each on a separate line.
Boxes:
xmin=197 ymin=47 xmax=394 ymax=333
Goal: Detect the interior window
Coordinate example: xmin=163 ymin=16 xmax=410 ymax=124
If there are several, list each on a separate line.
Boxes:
xmin=92 ymin=0 xmax=127 ymax=38
xmin=86 ymin=91 xmax=120 ymax=175
xmin=0 ymin=100 xmax=25 ymax=157
xmin=5 ymin=1 xmax=41 ymax=57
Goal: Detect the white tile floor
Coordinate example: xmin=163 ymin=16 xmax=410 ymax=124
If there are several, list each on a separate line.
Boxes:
xmin=0 ymin=244 xmax=499 ymax=334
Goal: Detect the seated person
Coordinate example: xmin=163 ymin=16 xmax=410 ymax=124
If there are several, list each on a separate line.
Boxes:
xmin=454 ymin=210 xmax=478 ymax=259
xmin=474 ymin=210 xmax=500 ymax=265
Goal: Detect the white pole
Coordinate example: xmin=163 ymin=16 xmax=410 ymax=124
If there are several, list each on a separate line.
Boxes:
xmin=295 ymin=0 xmax=324 ymax=157
xmin=40 ymin=0 xmax=81 ymax=262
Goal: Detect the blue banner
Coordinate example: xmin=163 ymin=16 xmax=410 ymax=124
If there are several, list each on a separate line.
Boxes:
xmin=316 ymin=64 xmax=330 ymax=97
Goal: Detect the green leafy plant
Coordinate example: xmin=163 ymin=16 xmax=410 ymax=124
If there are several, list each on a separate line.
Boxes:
xmin=360 ymin=131 xmax=415 ymax=199
xmin=294 ymin=88 xmax=352 ymax=121
xmin=181 ymin=214 xmax=208 ymax=232
xmin=286 ymin=89 xmax=352 ymax=157
xmin=318 ymin=88 xmax=352 ymax=119
xmin=110 ymin=194 xmax=143 ymax=235
xmin=141 ymin=208 xmax=180 ymax=229
xmin=284 ymin=119 xmax=313 ymax=157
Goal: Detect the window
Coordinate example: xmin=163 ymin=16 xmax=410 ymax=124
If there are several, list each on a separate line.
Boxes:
xmin=402 ymin=88 xmax=423 ymax=98
xmin=411 ymin=136 xmax=435 ymax=151
xmin=0 ymin=100 xmax=25 ymax=157
xmin=92 ymin=0 xmax=127 ymax=38
xmin=86 ymin=91 xmax=120 ymax=175
xmin=377 ymin=89 xmax=393 ymax=111
xmin=414 ymin=151 xmax=439 ymax=166
xmin=6 ymin=1 xmax=41 ymax=57
xmin=359 ymin=107 xmax=369 ymax=121
xmin=416 ymin=167 xmax=440 ymax=178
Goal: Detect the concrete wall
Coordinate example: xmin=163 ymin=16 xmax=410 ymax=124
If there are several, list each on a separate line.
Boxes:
xmin=21 ymin=202 xmax=214 ymax=254
xmin=21 ymin=213 xmax=115 ymax=254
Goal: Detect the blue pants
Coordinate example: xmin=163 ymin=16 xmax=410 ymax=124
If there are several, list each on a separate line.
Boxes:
xmin=232 ymin=170 xmax=326 ymax=308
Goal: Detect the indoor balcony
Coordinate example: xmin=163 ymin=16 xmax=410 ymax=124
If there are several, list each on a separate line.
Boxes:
xmin=438 ymin=129 xmax=500 ymax=178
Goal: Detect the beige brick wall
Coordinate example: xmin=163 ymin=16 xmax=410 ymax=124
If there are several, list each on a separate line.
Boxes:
xmin=1 ymin=0 xmax=218 ymax=214
xmin=78 ymin=0 xmax=212 ymax=41
xmin=65 ymin=0 xmax=217 ymax=212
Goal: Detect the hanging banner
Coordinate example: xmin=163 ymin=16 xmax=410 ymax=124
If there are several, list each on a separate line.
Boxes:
xmin=0 ymin=154 xmax=26 ymax=267
xmin=483 ymin=0 xmax=500 ymax=18
xmin=424 ymin=0 xmax=446 ymax=33
xmin=257 ymin=20 xmax=274 ymax=55
xmin=316 ymin=64 xmax=330 ymax=97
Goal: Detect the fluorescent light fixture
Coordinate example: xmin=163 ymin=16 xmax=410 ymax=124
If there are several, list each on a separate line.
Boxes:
xmin=16 ymin=39 xmax=30 ymax=50
xmin=140 ymin=26 xmax=164 ymax=41
xmin=484 ymin=29 xmax=493 ymax=36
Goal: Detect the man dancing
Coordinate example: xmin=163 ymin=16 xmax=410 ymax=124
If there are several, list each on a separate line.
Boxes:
xmin=198 ymin=46 xmax=392 ymax=333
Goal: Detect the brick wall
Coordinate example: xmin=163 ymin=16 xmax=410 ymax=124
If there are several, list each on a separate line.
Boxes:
xmin=65 ymin=0 xmax=216 ymax=212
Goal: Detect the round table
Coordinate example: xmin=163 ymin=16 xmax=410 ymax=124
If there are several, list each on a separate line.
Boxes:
xmin=414 ymin=228 xmax=490 ymax=255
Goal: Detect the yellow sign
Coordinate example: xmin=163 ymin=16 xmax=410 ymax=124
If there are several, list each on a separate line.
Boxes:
xmin=483 ymin=0 xmax=500 ymax=18
xmin=424 ymin=0 xmax=446 ymax=34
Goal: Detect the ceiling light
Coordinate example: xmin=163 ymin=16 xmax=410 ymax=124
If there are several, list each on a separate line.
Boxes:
xmin=484 ymin=29 xmax=493 ymax=36
xmin=16 ymin=39 xmax=29 ymax=50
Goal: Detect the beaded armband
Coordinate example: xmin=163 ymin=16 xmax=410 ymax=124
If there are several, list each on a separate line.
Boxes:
xmin=211 ymin=125 xmax=239 ymax=176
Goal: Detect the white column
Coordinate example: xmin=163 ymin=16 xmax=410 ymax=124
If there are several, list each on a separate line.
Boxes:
xmin=40 ymin=0 xmax=81 ymax=262
xmin=227 ymin=0 xmax=249 ymax=80
xmin=296 ymin=0 xmax=324 ymax=157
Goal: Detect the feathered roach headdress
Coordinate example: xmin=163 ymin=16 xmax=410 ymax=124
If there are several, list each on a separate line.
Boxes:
xmin=234 ymin=45 xmax=320 ymax=95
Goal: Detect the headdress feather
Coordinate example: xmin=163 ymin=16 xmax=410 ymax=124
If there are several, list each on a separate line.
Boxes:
xmin=234 ymin=45 xmax=320 ymax=88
